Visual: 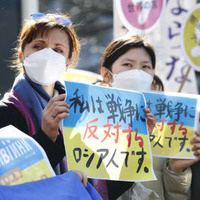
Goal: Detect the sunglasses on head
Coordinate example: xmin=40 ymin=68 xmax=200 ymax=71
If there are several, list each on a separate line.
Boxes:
xmin=31 ymin=13 xmax=72 ymax=27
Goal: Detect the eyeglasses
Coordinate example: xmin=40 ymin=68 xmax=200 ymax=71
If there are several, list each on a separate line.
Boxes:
xmin=31 ymin=13 xmax=72 ymax=27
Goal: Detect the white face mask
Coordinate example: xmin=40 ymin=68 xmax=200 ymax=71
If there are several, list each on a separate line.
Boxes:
xmin=111 ymin=69 xmax=153 ymax=91
xmin=23 ymin=48 xmax=66 ymax=85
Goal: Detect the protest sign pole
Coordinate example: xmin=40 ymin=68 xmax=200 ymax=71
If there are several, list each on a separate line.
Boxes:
xmin=178 ymin=66 xmax=192 ymax=93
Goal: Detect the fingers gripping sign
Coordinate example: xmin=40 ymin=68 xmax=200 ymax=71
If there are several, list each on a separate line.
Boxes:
xmin=144 ymin=108 xmax=156 ymax=135
xmin=192 ymin=131 xmax=200 ymax=158
xmin=42 ymin=94 xmax=70 ymax=141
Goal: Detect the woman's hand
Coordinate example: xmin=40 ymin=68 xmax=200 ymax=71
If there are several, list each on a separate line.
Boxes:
xmin=144 ymin=108 xmax=156 ymax=134
xmin=73 ymin=170 xmax=88 ymax=187
xmin=42 ymin=94 xmax=70 ymax=142
xmin=168 ymin=131 xmax=200 ymax=173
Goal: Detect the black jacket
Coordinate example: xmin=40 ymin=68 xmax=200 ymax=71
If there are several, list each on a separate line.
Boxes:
xmin=0 ymin=101 xmax=65 ymax=169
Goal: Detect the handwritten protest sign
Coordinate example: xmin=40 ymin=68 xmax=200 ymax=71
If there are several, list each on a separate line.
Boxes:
xmin=143 ymin=91 xmax=199 ymax=158
xmin=63 ymin=81 xmax=155 ymax=182
xmin=0 ymin=125 xmax=55 ymax=185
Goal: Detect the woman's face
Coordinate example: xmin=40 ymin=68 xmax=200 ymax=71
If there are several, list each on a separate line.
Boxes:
xmin=22 ymin=28 xmax=70 ymax=61
xmin=111 ymin=47 xmax=154 ymax=76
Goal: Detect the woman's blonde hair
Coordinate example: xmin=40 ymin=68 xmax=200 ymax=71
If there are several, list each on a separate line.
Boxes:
xmin=12 ymin=13 xmax=81 ymax=74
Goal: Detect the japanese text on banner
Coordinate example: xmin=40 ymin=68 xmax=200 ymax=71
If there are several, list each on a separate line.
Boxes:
xmin=63 ymin=81 xmax=156 ymax=182
xmin=144 ymin=91 xmax=198 ymax=158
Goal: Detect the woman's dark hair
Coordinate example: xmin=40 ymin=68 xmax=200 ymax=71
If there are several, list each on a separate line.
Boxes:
xmin=152 ymin=74 xmax=164 ymax=91
xmin=101 ymin=34 xmax=156 ymax=72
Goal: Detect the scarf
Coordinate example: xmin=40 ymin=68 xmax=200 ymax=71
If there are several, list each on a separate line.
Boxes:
xmin=3 ymin=74 xmax=67 ymax=174
xmin=3 ymin=74 xmax=65 ymax=135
